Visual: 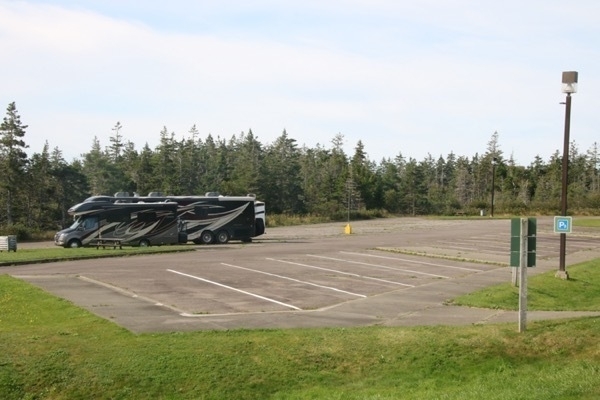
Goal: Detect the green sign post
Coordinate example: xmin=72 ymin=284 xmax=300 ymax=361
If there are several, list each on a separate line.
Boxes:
xmin=509 ymin=218 xmax=536 ymax=332
xmin=510 ymin=218 xmax=536 ymax=268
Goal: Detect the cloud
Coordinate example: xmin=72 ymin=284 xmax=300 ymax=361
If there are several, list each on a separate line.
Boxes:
xmin=1 ymin=1 xmax=600 ymax=165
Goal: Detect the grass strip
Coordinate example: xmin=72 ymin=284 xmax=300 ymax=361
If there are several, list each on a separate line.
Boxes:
xmin=0 ymin=245 xmax=195 ymax=267
xmin=452 ymin=259 xmax=600 ymax=311
xmin=1 ymin=274 xmax=600 ymax=399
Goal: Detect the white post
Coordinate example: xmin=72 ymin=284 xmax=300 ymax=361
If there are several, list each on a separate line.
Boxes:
xmin=518 ymin=218 xmax=528 ymax=332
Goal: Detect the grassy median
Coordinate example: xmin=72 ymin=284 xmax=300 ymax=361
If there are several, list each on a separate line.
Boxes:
xmin=0 ymin=245 xmax=194 ymax=266
xmin=452 ymin=258 xmax=600 ymax=311
xmin=1 ymin=259 xmax=600 ymax=399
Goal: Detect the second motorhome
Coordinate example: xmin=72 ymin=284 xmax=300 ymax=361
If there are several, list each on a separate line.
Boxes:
xmin=54 ymin=201 xmax=187 ymax=248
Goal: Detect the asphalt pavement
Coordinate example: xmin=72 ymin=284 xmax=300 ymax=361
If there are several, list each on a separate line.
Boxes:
xmin=5 ymin=217 xmax=600 ymax=332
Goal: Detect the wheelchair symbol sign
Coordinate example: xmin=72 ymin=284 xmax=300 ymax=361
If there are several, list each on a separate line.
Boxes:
xmin=554 ymin=216 xmax=572 ymax=233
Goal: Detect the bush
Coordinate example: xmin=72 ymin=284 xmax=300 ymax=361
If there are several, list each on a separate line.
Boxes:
xmin=0 ymin=225 xmax=55 ymax=241
xmin=0 ymin=223 xmax=32 ymax=241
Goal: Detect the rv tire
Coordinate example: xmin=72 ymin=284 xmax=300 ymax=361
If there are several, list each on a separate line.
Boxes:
xmin=68 ymin=239 xmax=82 ymax=248
xmin=216 ymin=230 xmax=230 ymax=244
xmin=138 ymin=239 xmax=150 ymax=247
xmin=200 ymin=231 xmax=214 ymax=244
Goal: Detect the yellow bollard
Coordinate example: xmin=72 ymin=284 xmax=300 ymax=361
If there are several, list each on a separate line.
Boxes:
xmin=344 ymin=224 xmax=352 ymax=234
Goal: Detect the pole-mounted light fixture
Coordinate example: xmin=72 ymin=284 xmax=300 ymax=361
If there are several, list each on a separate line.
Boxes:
xmin=561 ymin=71 xmax=578 ymax=94
xmin=557 ymin=71 xmax=578 ymax=279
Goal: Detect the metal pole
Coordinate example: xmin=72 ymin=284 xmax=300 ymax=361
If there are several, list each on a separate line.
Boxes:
xmin=491 ymin=159 xmax=496 ymax=217
xmin=518 ymin=218 xmax=528 ymax=332
xmin=558 ymin=93 xmax=571 ymax=278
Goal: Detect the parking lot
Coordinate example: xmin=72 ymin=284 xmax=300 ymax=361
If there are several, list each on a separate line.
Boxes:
xmin=5 ymin=217 xmax=600 ymax=332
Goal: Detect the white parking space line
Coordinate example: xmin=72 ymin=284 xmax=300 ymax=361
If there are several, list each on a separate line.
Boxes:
xmin=267 ymin=258 xmax=415 ymax=287
xmin=309 ymin=254 xmax=451 ymax=278
xmin=341 ymin=251 xmax=484 ymax=272
xmin=167 ymin=269 xmax=301 ymax=310
xmin=221 ymin=263 xmax=367 ymax=298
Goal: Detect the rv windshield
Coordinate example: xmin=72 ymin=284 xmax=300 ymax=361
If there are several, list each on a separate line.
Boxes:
xmin=69 ymin=218 xmax=81 ymax=230
xmin=70 ymin=216 xmax=98 ymax=231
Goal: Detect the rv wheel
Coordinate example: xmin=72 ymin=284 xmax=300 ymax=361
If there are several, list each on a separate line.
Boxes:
xmin=216 ymin=230 xmax=230 ymax=244
xmin=200 ymin=231 xmax=214 ymax=244
xmin=138 ymin=239 xmax=150 ymax=247
xmin=68 ymin=239 xmax=82 ymax=248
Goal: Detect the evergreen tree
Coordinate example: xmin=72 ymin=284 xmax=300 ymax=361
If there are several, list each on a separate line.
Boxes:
xmin=50 ymin=148 xmax=89 ymax=228
xmin=378 ymin=157 xmax=401 ymax=213
xmin=196 ymin=134 xmax=230 ymax=193
xmin=26 ymin=142 xmax=53 ymax=229
xmin=108 ymin=121 xmax=124 ymax=162
xmin=177 ymin=125 xmax=202 ymax=194
xmin=136 ymin=143 xmax=158 ymax=195
xmin=586 ymin=142 xmax=600 ymax=193
xmin=81 ymin=137 xmax=112 ymax=195
xmin=0 ymin=102 xmax=30 ymax=225
xmin=153 ymin=127 xmax=179 ymax=194
xmin=260 ymin=130 xmax=303 ymax=214
xmin=350 ymin=140 xmax=378 ymax=209
xmin=324 ymin=134 xmax=350 ymax=213
xmin=224 ymin=130 xmax=262 ymax=196
xmin=452 ymin=156 xmax=474 ymax=208
xmin=399 ymin=158 xmax=427 ymax=215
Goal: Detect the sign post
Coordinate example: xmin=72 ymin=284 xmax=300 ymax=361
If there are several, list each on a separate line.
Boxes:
xmin=518 ymin=219 xmax=528 ymax=333
xmin=510 ymin=218 xmax=536 ymax=332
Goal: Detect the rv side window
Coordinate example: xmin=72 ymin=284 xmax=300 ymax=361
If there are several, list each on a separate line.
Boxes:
xmin=81 ymin=217 xmax=98 ymax=230
xmin=194 ymin=207 xmax=209 ymax=218
xmin=106 ymin=211 xmax=130 ymax=223
xmin=137 ymin=212 xmax=157 ymax=222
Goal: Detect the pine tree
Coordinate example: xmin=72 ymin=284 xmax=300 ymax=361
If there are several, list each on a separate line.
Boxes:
xmin=0 ymin=102 xmax=30 ymax=225
xmin=260 ymin=130 xmax=303 ymax=213
xmin=50 ymin=147 xmax=89 ymax=228
xmin=26 ymin=142 xmax=53 ymax=229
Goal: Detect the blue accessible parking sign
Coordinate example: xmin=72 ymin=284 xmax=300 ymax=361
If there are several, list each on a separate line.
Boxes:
xmin=554 ymin=216 xmax=572 ymax=234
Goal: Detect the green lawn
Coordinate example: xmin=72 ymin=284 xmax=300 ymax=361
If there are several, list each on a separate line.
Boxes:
xmin=452 ymin=259 xmax=600 ymax=311
xmin=574 ymin=217 xmax=600 ymax=228
xmin=0 ymin=245 xmax=194 ymax=266
xmin=2 ymin=258 xmax=600 ymax=399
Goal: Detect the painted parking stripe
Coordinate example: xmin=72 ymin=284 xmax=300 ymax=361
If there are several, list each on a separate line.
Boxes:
xmin=167 ymin=269 xmax=301 ymax=310
xmin=267 ymin=258 xmax=415 ymax=288
xmin=341 ymin=251 xmax=484 ymax=272
xmin=221 ymin=263 xmax=367 ymax=298
xmin=309 ymin=255 xmax=450 ymax=279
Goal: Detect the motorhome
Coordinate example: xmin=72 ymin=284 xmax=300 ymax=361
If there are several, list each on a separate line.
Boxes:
xmin=56 ymin=192 xmax=266 ymax=246
xmin=54 ymin=201 xmax=187 ymax=248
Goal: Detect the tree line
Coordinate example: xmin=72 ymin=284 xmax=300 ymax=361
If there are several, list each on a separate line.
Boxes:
xmin=1 ymin=102 xmax=599 ymax=236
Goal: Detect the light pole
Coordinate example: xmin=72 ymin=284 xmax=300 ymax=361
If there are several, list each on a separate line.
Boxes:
xmin=557 ymin=71 xmax=578 ymax=280
xmin=491 ymin=157 xmax=497 ymax=217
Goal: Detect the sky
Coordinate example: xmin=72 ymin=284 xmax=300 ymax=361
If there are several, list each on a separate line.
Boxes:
xmin=2 ymin=0 xmax=599 ymax=165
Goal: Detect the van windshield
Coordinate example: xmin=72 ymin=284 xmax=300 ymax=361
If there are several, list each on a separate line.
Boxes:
xmin=70 ymin=216 xmax=98 ymax=230
xmin=69 ymin=218 xmax=81 ymax=230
